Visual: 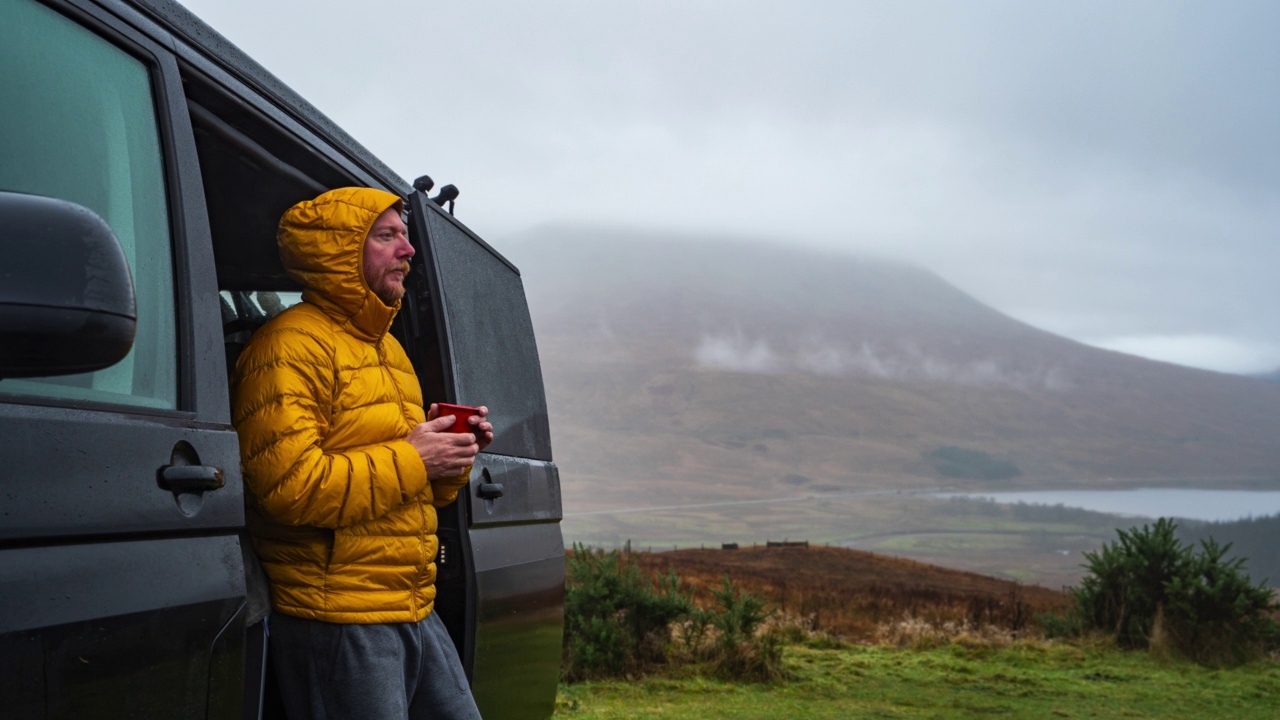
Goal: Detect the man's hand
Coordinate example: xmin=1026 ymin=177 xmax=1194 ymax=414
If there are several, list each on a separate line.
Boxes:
xmin=426 ymin=403 xmax=495 ymax=453
xmin=406 ymin=415 xmax=478 ymax=478
xmin=466 ymin=405 xmax=494 ymax=452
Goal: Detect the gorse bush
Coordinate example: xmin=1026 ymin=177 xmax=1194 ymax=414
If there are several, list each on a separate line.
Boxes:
xmin=1072 ymin=517 xmax=1187 ymax=649
xmin=1178 ymin=513 xmax=1280 ymax=594
xmin=1162 ymin=537 xmax=1279 ymax=664
xmin=1057 ymin=518 xmax=1278 ymax=665
xmin=563 ymin=544 xmax=788 ymax=682
xmin=562 ymin=543 xmax=693 ymax=680
xmin=707 ymin=576 xmax=788 ymax=682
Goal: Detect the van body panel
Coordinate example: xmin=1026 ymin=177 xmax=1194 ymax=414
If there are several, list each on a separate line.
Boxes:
xmin=1 ymin=0 xmax=250 ymax=714
xmin=471 ymin=525 xmax=566 ymax=719
xmin=0 ymin=405 xmax=244 ymax=540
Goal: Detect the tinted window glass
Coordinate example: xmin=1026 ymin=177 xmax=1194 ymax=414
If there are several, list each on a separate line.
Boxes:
xmin=423 ymin=205 xmax=552 ymax=461
xmin=0 ymin=0 xmax=176 ymax=409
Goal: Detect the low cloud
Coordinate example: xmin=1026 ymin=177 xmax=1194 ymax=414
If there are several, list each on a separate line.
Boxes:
xmin=695 ymin=333 xmax=1070 ymax=391
xmin=694 ymin=334 xmax=784 ymax=374
xmin=179 ymin=0 xmax=1280 ymax=377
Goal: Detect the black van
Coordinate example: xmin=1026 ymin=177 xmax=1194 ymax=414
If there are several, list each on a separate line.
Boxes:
xmin=0 ymin=0 xmax=564 ymax=717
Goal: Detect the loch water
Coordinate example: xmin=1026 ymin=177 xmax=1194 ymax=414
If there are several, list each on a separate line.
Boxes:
xmin=942 ymin=488 xmax=1280 ymax=523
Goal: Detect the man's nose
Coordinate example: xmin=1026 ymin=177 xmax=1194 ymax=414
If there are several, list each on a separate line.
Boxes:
xmin=396 ymin=234 xmax=415 ymax=259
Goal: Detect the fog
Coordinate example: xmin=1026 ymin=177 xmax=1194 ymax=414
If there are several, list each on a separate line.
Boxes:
xmin=695 ymin=333 xmax=1071 ymax=392
xmin=178 ymin=0 xmax=1280 ymax=375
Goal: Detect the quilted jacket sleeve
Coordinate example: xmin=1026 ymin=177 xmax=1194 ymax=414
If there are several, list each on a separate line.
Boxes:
xmin=429 ymin=470 xmax=472 ymax=508
xmin=233 ymin=324 xmax=428 ymax=528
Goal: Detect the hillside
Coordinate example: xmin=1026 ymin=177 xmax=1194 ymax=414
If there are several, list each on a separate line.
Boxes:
xmin=503 ymin=229 xmax=1280 ymax=582
xmin=1179 ymin=514 xmax=1280 ymax=586
xmin=627 ymin=545 xmax=1068 ymax=640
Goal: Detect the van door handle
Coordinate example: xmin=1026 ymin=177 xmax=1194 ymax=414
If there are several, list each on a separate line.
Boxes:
xmin=477 ymin=483 xmax=504 ymax=500
xmin=158 ymin=464 xmax=225 ymax=493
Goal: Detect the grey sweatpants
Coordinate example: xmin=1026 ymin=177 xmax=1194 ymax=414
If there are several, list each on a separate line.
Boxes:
xmin=269 ymin=611 xmax=482 ymax=720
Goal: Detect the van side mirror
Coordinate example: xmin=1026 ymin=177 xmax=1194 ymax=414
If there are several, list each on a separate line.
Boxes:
xmin=0 ymin=191 xmax=137 ymax=379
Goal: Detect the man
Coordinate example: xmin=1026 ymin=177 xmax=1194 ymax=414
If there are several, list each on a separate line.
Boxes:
xmin=233 ymin=187 xmax=490 ymax=719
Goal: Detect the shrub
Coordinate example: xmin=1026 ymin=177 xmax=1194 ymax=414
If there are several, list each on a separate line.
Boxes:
xmin=1072 ymin=517 xmax=1188 ymax=649
xmin=563 ymin=546 xmax=790 ymax=682
xmin=1059 ymin=518 xmax=1278 ymax=665
xmin=562 ymin=544 xmax=693 ymax=680
xmin=1177 ymin=514 xmax=1280 ymax=594
xmin=1036 ymin=609 xmax=1084 ymax=639
xmin=679 ymin=606 xmax=716 ymax=660
xmin=707 ymin=576 xmax=789 ymax=682
xmin=1162 ymin=537 xmax=1279 ymax=664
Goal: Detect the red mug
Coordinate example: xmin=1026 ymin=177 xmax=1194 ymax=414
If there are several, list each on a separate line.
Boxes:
xmin=435 ymin=403 xmax=480 ymax=434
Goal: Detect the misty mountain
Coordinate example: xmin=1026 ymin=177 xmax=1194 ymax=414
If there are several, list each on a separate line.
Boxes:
xmin=503 ymin=229 xmax=1280 ymax=514
xmin=1254 ymin=369 xmax=1280 ymax=383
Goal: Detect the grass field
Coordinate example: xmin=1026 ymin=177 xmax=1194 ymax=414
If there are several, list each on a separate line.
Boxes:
xmin=554 ymin=641 xmax=1280 ymax=719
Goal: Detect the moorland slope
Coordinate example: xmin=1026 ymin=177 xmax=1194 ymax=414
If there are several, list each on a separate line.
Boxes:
xmin=507 ymin=229 xmax=1280 ymax=519
xmin=627 ymin=544 xmax=1068 ymax=640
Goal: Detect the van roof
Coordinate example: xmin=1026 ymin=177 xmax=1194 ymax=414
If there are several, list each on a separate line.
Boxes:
xmin=128 ymin=0 xmax=410 ymax=195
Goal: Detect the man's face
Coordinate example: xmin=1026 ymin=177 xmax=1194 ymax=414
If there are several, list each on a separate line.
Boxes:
xmin=363 ymin=207 xmax=414 ymax=304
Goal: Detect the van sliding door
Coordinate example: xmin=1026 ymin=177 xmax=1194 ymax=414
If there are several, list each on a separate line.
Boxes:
xmin=0 ymin=1 xmax=248 ymax=717
xmin=406 ymin=192 xmax=564 ymax=720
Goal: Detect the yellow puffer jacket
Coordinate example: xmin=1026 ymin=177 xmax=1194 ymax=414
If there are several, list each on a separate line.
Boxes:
xmin=232 ymin=187 xmax=468 ymax=624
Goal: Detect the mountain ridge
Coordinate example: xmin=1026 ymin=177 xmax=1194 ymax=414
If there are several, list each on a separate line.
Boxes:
xmin=502 ymin=230 xmax=1280 ymax=516
xmin=1254 ymin=368 xmax=1280 ymax=383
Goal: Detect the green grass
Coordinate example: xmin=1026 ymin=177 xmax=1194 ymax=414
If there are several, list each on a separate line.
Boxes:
xmin=554 ymin=642 xmax=1280 ymax=719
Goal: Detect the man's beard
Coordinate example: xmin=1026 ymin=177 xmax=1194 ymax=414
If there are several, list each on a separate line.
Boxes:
xmin=374 ymin=263 xmax=412 ymax=304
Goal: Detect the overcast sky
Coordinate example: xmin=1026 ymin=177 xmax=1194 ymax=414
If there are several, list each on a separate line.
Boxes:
xmin=178 ymin=0 xmax=1280 ymax=375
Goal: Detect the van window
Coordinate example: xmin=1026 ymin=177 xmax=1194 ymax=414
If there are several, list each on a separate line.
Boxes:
xmin=0 ymin=0 xmax=177 ymax=409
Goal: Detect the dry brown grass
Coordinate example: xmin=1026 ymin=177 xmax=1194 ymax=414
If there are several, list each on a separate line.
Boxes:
xmin=625 ymin=544 xmax=1071 ymax=643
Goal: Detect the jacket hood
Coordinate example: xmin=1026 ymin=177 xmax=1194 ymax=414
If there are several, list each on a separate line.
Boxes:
xmin=277 ymin=187 xmax=405 ymax=342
